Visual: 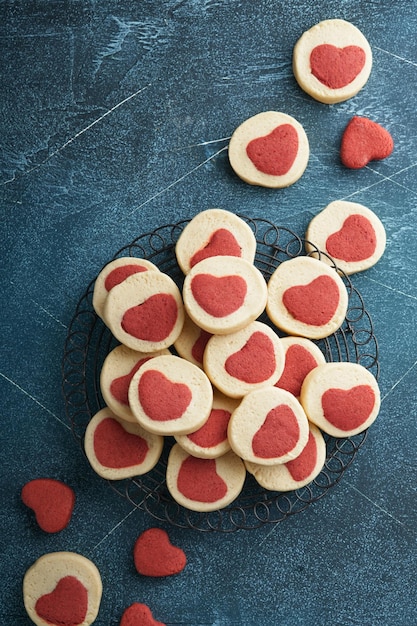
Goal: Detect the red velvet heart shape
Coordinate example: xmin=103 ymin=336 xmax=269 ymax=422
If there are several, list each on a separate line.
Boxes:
xmin=187 ymin=408 xmax=231 ymax=447
xmin=225 ymin=331 xmax=276 ymax=383
xmin=286 ymin=430 xmax=317 ymax=481
xmin=133 ymin=528 xmax=187 ymax=577
xmin=104 ymin=264 xmax=149 ymax=292
xmin=138 ymin=370 xmax=192 ymax=421
xmin=191 ymin=274 xmax=247 ymax=317
xmin=252 ymin=405 xmax=300 ymax=459
xmin=321 ymin=385 xmax=376 ymax=431
xmin=120 ymin=603 xmax=166 ymax=626
xmin=283 ymin=275 xmax=340 ymax=326
xmin=310 ymin=44 xmax=366 ymax=89
xmin=340 ymin=116 xmax=394 ymax=169
xmin=191 ymin=328 xmax=212 ymax=365
xmin=93 ymin=417 xmax=149 ymax=468
xmin=121 ymin=293 xmax=178 ymax=341
xmin=246 ymin=124 xmax=298 ymax=175
xmin=177 ymin=456 xmax=228 ymax=502
xmin=110 ymin=358 xmax=151 ymax=406
xmin=325 ymin=214 xmax=377 ymax=262
xmin=275 ymin=344 xmax=319 ymax=397
xmin=190 ymin=228 xmax=242 ymax=268
xmin=35 ymin=576 xmax=88 ymax=626
xmin=21 ymin=478 xmax=75 ymax=533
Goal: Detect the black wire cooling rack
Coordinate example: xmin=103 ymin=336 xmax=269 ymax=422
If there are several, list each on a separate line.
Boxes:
xmin=62 ymin=216 xmax=379 ymax=532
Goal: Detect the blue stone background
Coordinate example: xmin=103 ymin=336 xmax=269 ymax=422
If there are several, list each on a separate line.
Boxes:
xmin=2 ymin=1 xmax=416 ymax=624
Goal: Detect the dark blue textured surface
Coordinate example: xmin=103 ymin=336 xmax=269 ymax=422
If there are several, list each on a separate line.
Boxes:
xmin=2 ymin=1 xmax=417 ymax=624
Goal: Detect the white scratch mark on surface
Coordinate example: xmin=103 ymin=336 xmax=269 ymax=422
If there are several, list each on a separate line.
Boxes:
xmin=172 ymin=136 xmax=231 ymax=152
xmin=90 ymin=506 xmax=138 ymax=552
xmin=9 ymin=280 xmax=68 ymax=328
xmin=374 ymin=46 xmax=417 ymax=68
xmin=341 ymin=161 xmax=417 ymax=200
xmin=363 ymin=275 xmax=417 ymax=301
xmin=346 ymin=483 xmax=408 ymax=528
xmin=0 ymin=372 xmax=69 ymax=428
xmin=381 ymin=360 xmax=417 ymax=402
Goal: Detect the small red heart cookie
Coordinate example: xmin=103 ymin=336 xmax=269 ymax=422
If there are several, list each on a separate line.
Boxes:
xmin=166 ymin=444 xmax=246 ymax=512
xmin=175 ymin=208 xmax=257 ymax=274
xmin=92 ymin=257 xmax=159 ymax=319
xmin=305 ymin=200 xmax=387 ymax=275
xmin=266 ymin=256 xmax=348 ymax=339
xmin=340 ymin=116 xmax=394 ymax=169
xmin=293 ymin=19 xmax=372 ymax=103
xmin=23 ymin=551 xmax=102 ymax=626
xmin=120 ymin=603 xmax=166 ymax=626
xmin=183 ymin=255 xmax=267 ymax=335
xmin=275 ymin=336 xmax=326 ymax=398
xmin=21 ymin=478 xmax=75 ymax=533
xmin=228 ymin=111 xmax=309 ymax=188
xmin=228 ymin=386 xmax=309 ymax=465
xmin=300 ymin=362 xmax=380 ymax=437
xmin=133 ymin=528 xmax=187 ymax=577
xmin=84 ymin=407 xmax=164 ymax=480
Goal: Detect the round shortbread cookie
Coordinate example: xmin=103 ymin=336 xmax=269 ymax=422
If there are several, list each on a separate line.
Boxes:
xmin=103 ymin=270 xmax=184 ymax=352
xmin=245 ymin=423 xmax=326 ymax=492
xmin=293 ymin=19 xmax=372 ymax=104
xmin=175 ymin=208 xmax=257 ymax=274
xmin=92 ymin=257 xmax=159 ymax=319
xmin=84 ymin=407 xmax=164 ymax=479
xmin=203 ymin=321 xmax=285 ymax=398
xmin=166 ymin=443 xmax=246 ymax=512
xmin=128 ymin=354 xmax=213 ymax=435
xmin=175 ymin=389 xmax=240 ymax=458
xmin=100 ymin=344 xmax=171 ymax=422
xmin=23 ymin=551 xmax=102 ymax=626
xmin=266 ymin=256 xmax=348 ymax=339
xmin=305 ymin=200 xmax=386 ymax=274
xmin=228 ymin=111 xmax=309 ymax=188
xmin=300 ymin=362 xmax=380 ymax=437
xmin=228 ymin=386 xmax=310 ymax=465
xmin=183 ymin=255 xmax=267 ymax=335
xmin=173 ymin=313 xmax=213 ymax=369
xmin=275 ymin=336 xmax=326 ymax=397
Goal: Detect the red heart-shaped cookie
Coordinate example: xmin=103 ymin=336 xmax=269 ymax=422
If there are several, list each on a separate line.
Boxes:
xmin=110 ymin=358 xmax=151 ymax=406
xmin=122 ymin=293 xmax=178 ymax=341
xmin=138 ymin=370 xmax=192 ymax=421
xmin=275 ymin=344 xmax=319 ymax=397
xmin=225 ymin=331 xmax=276 ymax=383
xmin=93 ymin=417 xmax=149 ymax=468
xmin=310 ymin=44 xmax=366 ymax=89
xmin=325 ymin=214 xmax=377 ymax=262
xmin=105 ymin=264 xmax=149 ymax=292
xmin=283 ymin=275 xmax=339 ymax=326
xmin=21 ymin=478 xmax=75 ymax=533
xmin=286 ymin=430 xmax=317 ymax=482
xmin=246 ymin=124 xmax=298 ymax=175
xmin=191 ymin=274 xmax=247 ymax=317
xmin=187 ymin=408 xmax=231 ymax=447
xmin=252 ymin=405 xmax=300 ymax=458
xmin=340 ymin=116 xmax=394 ymax=169
xmin=133 ymin=528 xmax=187 ymax=577
xmin=321 ymin=385 xmax=376 ymax=431
xmin=35 ymin=576 xmax=88 ymax=626
xmin=190 ymin=228 xmax=242 ymax=268
xmin=177 ymin=456 xmax=227 ymax=502
xmin=120 ymin=603 xmax=166 ymax=626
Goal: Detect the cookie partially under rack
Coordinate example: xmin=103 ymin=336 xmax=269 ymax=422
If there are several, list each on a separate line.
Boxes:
xmin=62 ymin=216 xmax=378 ymax=532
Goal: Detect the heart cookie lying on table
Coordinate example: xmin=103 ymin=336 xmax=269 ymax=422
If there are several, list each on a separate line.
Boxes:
xmin=133 ymin=528 xmax=187 ymax=577
xmin=340 ymin=116 xmax=394 ymax=169
xmin=21 ymin=478 xmax=75 ymax=533
xmin=120 ymin=603 xmax=166 ymax=626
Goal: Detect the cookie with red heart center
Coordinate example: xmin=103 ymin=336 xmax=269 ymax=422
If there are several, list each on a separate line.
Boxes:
xmin=340 ymin=116 xmax=394 ymax=169
xmin=166 ymin=443 xmax=246 ymax=512
xmin=120 ymin=603 xmax=166 ymax=626
xmin=293 ymin=19 xmax=372 ymax=103
xmin=100 ymin=344 xmax=171 ymax=422
xmin=92 ymin=257 xmax=159 ymax=319
xmin=128 ymin=354 xmax=213 ymax=435
xmin=84 ymin=407 xmax=164 ymax=480
xmin=228 ymin=111 xmax=309 ymax=188
xmin=274 ymin=336 xmax=326 ymax=397
xmin=175 ymin=208 xmax=257 ymax=274
xmin=266 ymin=256 xmax=348 ymax=339
xmin=21 ymin=478 xmax=75 ymax=533
xmin=133 ymin=528 xmax=187 ymax=577
xmin=305 ymin=200 xmax=387 ymax=274
xmin=228 ymin=386 xmax=309 ymax=465
xmin=103 ymin=270 xmax=184 ymax=353
xmin=23 ymin=551 xmax=102 ymax=626
xmin=245 ymin=423 xmax=326 ymax=491
xmin=183 ymin=255 xmax=267 ymax=335
xmin=203 ymin=321 xmax=285 ymax=398
xmin=300 ymin=362 xmax=380 ymax=437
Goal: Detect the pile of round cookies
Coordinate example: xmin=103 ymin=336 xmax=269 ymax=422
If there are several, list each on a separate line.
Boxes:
xmin=85 ymin=207 xmax=382 ymax=513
